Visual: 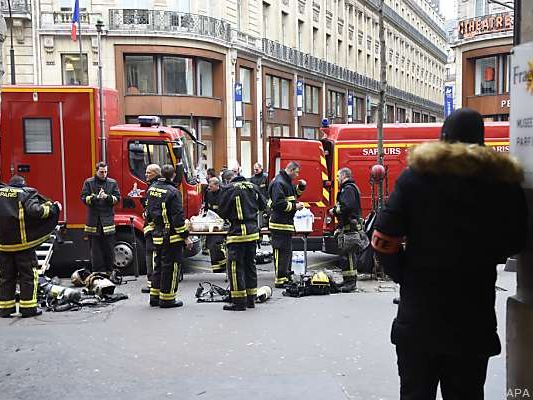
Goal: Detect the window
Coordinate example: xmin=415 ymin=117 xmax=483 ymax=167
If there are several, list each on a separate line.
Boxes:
xmin=197 ymin=60 xmax=213 ymax=97
xmin=125 ymin=55 xmax=156 ymax=94
xmin=355 ymin=97 xmax=364 ymax=122
xmin=24 ymin=119 xmax=52 ymax=154
xmin=61 ymin=54 xmax=88 ymax=85
xmin=128 ymin=141 xmax=173 ymax=181
xmin=263 ymin=1 xmax=270 ymax=38
xmin=475 ymin=57 xmax=497 ymax=95
xmin=163 ymin=56 xmax=193 ymax=95
xmin=302 ymin=127 xmax=319 ymax=140
xmin=304 ymin=84 xmax=320 ymax=114
xmin=475 ymin=0 xmax=487 ymax=16
xmin=281 ymin=79 xmax=290 ymax=109
xmin=298 ymin=20 xmax=304 ymax=50
xmin=282 ymin=12 xmax=289 ymax=46
xmin=239 ymin=121 xmax=253 ymax=177
xmin=328 ymin=90 xmax=344 ymax=119
xmin=313 ymin=27 xmax=318 ymax=56
xmin=499 ymin=54 xmax=511 ymax=94
xmin=386 ymin=105 xmax=395 ymax=123
xmin=265 ymin=75 xmax=291 ymax=109
xmin=396 ymin=107 xmax=406 ymax=123
xmin=240 ymin=67 xmax=252 ymax=103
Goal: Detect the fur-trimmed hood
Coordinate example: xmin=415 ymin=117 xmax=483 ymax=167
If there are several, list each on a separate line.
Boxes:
xmin=408 ymin=141 xmax=524 ymax=184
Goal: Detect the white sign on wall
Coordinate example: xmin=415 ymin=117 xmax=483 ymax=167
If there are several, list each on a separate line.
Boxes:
xmin=510 ymin=41 xmax=533 ymax=188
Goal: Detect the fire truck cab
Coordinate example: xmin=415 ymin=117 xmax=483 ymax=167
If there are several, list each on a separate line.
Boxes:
xmin=269 ymin=122 xmax=510 ymax=254
xmin=0 ymin=86 xmax=203 ymax=276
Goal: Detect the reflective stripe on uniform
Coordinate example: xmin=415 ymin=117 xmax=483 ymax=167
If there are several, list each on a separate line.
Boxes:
xmin=150 ymin=288 xmax=160 ymax=296
xmin=85 ymin=195 xmax=92 ymax=205
xmin=144 ymin=223 xmax=155 ymax=234
xmin=169 ymin=235 xmax=185 ymax=243
xmin=19 ymin=202 xmax=27 ymax=244
xmin=286 ymin=196 xmax=296 ymax=201
xmin=162 ymin=203 xmax=170 ymax=229
xmin=246 ymin=288 xmax=257 ymax=296
xmin=231 ymin=290 xmax=247 ymax=298
xmin=0 ymin=300 xmax=16 ymax=309
xmin=174 ymin=225 xmax=187 ymax=234
xmin=226 ymin=232 xmax=260 ymax=244
xmin=102 ymin=225 xmax=116 ymax=234
xmin=269 ymin=222 xmax=295 ymax=231
xmin=284 ymin=202 xmax=293 ymax=212
xmin=0 ymin=234 xmax=51 ymax=252
xmin=42 ymin=203 xmax=50 ymax=219
xmin=231 ymin=260 xmax=238 ymax=293
xmin=159 ymin=292 xmax=176 ymax=301
xmin=236 ymin=196 xmax=244 ymax=220
xmin=112 ymin=196 xmax=118 ymax=205
xmin=84 ymin=225 xmax=97 ymax=233
xmin=19 ymin=300 xmax=38 ymax=308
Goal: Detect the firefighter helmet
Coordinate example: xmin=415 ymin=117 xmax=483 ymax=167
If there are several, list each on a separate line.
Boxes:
xmin=71 ymin=268 xmax=91 ymax=287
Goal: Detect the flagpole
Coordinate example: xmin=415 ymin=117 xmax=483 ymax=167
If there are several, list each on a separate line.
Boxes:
xmin=78 ymin=16 xmax=82 ymax=84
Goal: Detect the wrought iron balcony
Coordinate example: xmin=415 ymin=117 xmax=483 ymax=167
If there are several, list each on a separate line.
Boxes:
xmin=1 ymin=0 xmax=31 ymax=18
xmin=108 ymin=9 xmax=231 ymax=43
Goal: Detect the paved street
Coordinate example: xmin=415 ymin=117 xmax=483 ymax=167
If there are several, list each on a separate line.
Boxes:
xmin=0 ymin=249 xmax=512 ymax=400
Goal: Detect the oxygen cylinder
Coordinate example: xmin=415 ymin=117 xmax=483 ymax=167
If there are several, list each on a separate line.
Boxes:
xmin=256 ymin=286 xmax=272 ymax=303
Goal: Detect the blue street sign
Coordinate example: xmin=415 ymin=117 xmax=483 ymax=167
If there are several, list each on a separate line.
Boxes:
xmin=444 ymin=85 xmax=454 ymax=118
xmin=235 ymin=82 xmax=243 ymax=103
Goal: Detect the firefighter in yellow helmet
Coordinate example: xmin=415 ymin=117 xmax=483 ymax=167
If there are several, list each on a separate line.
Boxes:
xmin=0 ymin=175 xmax=61 ymax=318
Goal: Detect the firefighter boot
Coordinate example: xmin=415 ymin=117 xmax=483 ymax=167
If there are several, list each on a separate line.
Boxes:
xmin=160 ymin=299 xmax=184 ymax=308
xmin=141 ymin=281 xmax=151 ymax=294
xmin=223 ymin=299 xmax=246 ymax=311
xmin=21 ymin=308 xmax=43 ymax=318
xmin=340 ymin=276 xmax=357 ymax=293
xmin=150 ymin=295 xmax=160 ymax=307
xmin=246 ymin=295 xmax=257 ymax=309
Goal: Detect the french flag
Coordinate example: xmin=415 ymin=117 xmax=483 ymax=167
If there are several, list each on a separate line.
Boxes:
xmin=71 ymin=0 xmax=79 ymax=41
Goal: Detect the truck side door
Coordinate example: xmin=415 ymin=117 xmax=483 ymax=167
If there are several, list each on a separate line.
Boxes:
xmin=269 ymin=138 xmax=330 ymax=234
xmin=3 ymin=101 xmax=65 ymax=218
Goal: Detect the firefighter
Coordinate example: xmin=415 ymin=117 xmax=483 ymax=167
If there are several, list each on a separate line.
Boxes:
xmin=81 ymin=162 xmax=120 ymax=273
xmin=145 ymin=164 xmax=192 ymax=308
xmin=329 ymin=167 xmax=362 ymax=293
xmin=141 ymin=164 xmax=161 ymax=294
xmin=204 ymin=177 xmax=226 ymax=273
xmin=249 ymin=162 xmax=269 ymax=201
xmin=268 ymin=161 xmax=306 ymax=288
xmin=218 ymin=163 xmax=266 ymax=311
xmin=0 ymin=176 xmax=61 ymax=318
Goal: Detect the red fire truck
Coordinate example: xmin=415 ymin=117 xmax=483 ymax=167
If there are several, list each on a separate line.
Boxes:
xmin=268 ymin=122 xmax=510 ymax=253
xmin=0 ymin=86 xmax=204 ymax=275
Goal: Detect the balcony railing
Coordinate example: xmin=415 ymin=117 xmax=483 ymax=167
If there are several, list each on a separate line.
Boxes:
xmin=1 ymin=0 xmax=31 ymax=17
xmin=40 ymin=11 xmax=103 ymax=29
xmin=109 ymin=9 xmax=232 ymax=43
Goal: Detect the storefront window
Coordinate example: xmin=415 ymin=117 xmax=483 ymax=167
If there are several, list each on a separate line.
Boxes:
xmin=475 ymin=57 xmax=496 ymax=95
xmin=197 ymin=60 xmax=213 ymax=97
xmin=125 ymin=55 xmax=156 ymax=94
xmin=61 ymin=54 xmax=88 ymax=85
xmin=163 ymin=56 xmax=193 ymax=95
xmin=240 ymin=68 xmax=252 ymax=103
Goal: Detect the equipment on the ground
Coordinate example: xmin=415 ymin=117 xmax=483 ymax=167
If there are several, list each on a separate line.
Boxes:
xmin=255 ymin=249 xmax=272 ymax=264
xmin=256 ymin=285 xmax=272 ymax=303
xmin=195 ymin=282 xmax=230 ymax=302
xmin=282 ymin=271 xmax=340 ymax=297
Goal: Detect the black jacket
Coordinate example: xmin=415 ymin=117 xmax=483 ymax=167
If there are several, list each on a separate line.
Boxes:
xmin=268 ymin=170 xmax=304 ymax=233
xmin=145 ymin=178 xmax=189 ymax=246
xmin=0 ymin=184 xmax=60 ymax=252
xmin=143 ymin=177 xmax=159 ymax=240
xmin=80 ymin=176 xmax=120 ymax=236
xmin=204 ymin=189 xmax=222 ymax=214
xmin=375 ymin=141 xmax=528 ymax=356
xmin=218 ymin=176 xmax=266 ymax=244
xmin=249 ymin=172 xmax=269 ymax=200
xmin=333 ymin=179 xmax=362 ymax=230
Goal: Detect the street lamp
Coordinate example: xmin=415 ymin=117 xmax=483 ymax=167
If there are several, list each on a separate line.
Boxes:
xmin=6 ymin=0 xmax=15 ymax=84
xmin=96 ymin=19 xmax=106 ymax=162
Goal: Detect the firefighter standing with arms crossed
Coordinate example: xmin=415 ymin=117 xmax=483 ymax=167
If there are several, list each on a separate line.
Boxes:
xmin=0 ymin=176 xmax=61 ymax=318
xmin=204 ymin=177 xmax=227 ymax=273
xmin=145 ymin=164 xmax=192 ymax=308
xmin=268 ymin=161 xmax=306 ymax=288
xmin=81 ymin=162 xmax=120 ymax=273
xmin=218 ymin=161 xmax=266 ymax=311
xmin=141 ymin=164 xmax=161 ymax=294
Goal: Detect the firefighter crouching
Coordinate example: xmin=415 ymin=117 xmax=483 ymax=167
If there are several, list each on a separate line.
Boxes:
xmin=204 ymin=177 xmax=227 ymax=273
xmin=218 ymin=162 xmax=266 ymax=311
xmin=81 ymin=162 xmax=120 ymax=273
xmin=146 ymin=164 xmax=192 ymax=308
xmin=141 ymin=164 xmax=162 ymax=294
xmin=0 ymin=176 xmax=61 ymax=318
xmin=268 ymin=161 xmax=306 ymax=288
xmin=329 ymin=167 xmax=362 ymax=293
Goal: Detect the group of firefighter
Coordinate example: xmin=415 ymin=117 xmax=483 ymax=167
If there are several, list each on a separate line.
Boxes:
xmin=0 ymin=152 xmax=364 ymax=316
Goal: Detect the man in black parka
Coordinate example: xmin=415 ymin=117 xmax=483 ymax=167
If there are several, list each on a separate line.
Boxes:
xmin=81 ymin=162 xmax=120 ymax=273
xmin=372 ymin=108 xmax=528 ymax=400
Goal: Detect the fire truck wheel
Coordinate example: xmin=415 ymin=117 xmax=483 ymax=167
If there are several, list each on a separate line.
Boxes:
xmin=114 ymin=231 xmax=146 ymax=276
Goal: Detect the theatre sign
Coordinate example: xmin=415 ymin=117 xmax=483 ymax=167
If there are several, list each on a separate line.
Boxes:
xmin=458 ymin=12 xmax=514 ymax=40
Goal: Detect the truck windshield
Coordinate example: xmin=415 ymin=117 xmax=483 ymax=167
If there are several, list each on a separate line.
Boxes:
xmin=175 ymin=137 xmax=197 ymax=185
